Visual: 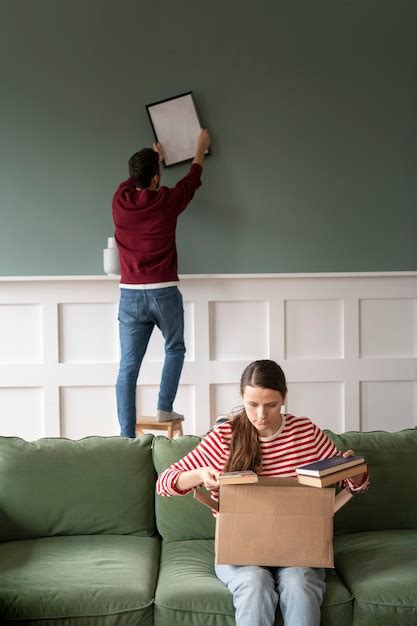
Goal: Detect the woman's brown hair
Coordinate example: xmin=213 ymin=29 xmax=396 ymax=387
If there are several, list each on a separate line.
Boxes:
xmin=223 ymin=360 xmax=287 ymax=473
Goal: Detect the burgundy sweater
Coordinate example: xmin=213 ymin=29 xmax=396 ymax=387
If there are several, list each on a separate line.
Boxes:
xmin=112 ymin=163 xmax=202 ymax=284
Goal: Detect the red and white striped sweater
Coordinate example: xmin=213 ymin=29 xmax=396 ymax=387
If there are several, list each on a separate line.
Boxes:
xmin=156 ymin=415 xmax=369 ymax=506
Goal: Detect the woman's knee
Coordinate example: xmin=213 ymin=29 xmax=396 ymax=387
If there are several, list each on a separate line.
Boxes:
xmin=230 ymin=566 xmax=276 ymax=599
xmin=278 ymin=567 xmax=326 ymax=601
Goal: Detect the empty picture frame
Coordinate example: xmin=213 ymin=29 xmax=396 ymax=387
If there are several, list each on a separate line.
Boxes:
xmin=146 ymin=91 xmax=209 ymax=167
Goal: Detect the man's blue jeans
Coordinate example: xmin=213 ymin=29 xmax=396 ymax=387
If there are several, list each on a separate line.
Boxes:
xmin=215 ymin=563 xmax=326 ymax=626
xmin=116 ymin=286 xmax=185 ymax=437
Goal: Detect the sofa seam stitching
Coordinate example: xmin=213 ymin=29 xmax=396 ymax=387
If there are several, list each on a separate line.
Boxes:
xmin=354 ymin=598 xmax=417 ymax=609
xmin=4 ymin=599 xmax=156 ymax=620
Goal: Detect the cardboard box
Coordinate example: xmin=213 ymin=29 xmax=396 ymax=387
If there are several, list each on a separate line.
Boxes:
xmin=194 ymin=477 xmax=352 ymax=568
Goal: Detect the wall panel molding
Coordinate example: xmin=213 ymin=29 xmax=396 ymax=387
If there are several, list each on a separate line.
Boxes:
xmin=0 ymin=273 xmax=416 ymax=439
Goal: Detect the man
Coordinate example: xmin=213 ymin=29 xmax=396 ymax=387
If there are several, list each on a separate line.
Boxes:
xmin=112 ymin=129 xmax=211 ymax=437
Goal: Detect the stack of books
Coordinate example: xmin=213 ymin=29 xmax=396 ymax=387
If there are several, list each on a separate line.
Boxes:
xmin=296 ymin=455 xmax=367 ymax=488
xmin=217 ymin=470 xmax=258 ymax=485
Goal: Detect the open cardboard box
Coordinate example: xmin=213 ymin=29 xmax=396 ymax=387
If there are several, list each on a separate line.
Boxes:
xmin=194 ymin=477 xmax=353 ymax=568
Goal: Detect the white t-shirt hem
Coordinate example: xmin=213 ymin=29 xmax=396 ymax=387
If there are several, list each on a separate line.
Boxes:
xmin=120 ymin=281 xmax=179 ymax=290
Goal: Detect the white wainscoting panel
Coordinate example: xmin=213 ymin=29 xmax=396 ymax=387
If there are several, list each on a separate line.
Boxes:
xmin=0 ymin=387 xmax=44 ymax=439
xmin=286 ymin=382 xmax=344 ymax=432
xmin=59 ymin=303 xmax=118 ymax=363
xmin=360 ymin=298 xmax=417 ymax=358
xmin=210 ymin=383 xmax=242 ymax=426
xmin=60 ymin=386 xmax=118 ymax=438
xmin=0 ymin=304 xmax=43 ymax=363
xmin=209 ymin=300 xmax=269 ymax=361
xmin=360 ymin=381 xmax=417 ymax=431
xmin=285 ymin=299 xmax=344 ymax=359
xmin=0 ymin=273 xmax=416 ymax=440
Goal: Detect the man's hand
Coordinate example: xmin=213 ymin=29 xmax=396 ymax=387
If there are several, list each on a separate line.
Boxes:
xmin=197 ymin=129 xmax=211 ymax=152
xmin=153 ymin=142 xmax=164 ymax=164
xmin=342 ymin=449 xmax=366 ymax=485
xmin=193 ymin=129 xmax=211 ymax=166
xmin=198 ymin=466 xmax=220 ymax=491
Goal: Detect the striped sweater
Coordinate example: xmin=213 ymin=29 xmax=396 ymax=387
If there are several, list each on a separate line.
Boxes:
xmin=156 ymin=415 xmax=370 ymax=506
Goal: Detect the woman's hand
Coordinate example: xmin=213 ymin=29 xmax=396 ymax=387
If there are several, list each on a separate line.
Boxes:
xmin=175 ymin=467 xmax=221 ymax=492
xmin=342 ymin=449 xmax=366 ymax=485
xmin=198 ymin=467 xmax=221 ymax=491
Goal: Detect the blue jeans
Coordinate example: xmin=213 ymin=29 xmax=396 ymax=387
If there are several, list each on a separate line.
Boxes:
xmin=215 ymin=563 xmax=326 ymax=626
xmin=116 ymin=287 xmax=185 ymax=437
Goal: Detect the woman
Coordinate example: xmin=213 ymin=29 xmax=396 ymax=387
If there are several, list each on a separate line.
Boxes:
xmin=157 ymin=360 xmax=369 ymax=626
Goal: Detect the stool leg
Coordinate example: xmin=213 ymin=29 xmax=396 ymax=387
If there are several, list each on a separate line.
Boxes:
xmin=136 ymin=428 xmax=145 ymax=437
xmin=167 ymin=424 xmax=174 ymax=439
xmin=173 ymin=424 xmax=183 ymax=439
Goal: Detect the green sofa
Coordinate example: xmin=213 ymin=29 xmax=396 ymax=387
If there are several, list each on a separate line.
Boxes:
xmin=0 ymin=429 xmax=416 ymax=625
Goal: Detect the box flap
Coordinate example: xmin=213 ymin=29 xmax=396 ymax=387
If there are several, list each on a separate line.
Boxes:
xmin=193 ymin=487 xmax=219 ymax=512
xmin=333 ymin=488 xmax=353 ymax=513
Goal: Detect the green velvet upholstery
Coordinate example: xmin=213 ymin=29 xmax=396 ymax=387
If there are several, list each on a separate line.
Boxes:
xmin=152 ymin=435 xmax=215 ymax=542
xmin=327 ymin=429 xmax=417 ymax=534
xmin=334 ymin=530 xmax=417 ymax=625
xmin=0 ymin=535 xmax=160 ymax=625
xmin=321 ymin=570 xmax=354 ymax=626
xmin=154 ymin=540 xmax=234 ymax=626
xmin=0 ymin=435 xmax=156 ymax=541
xmin=154 ymin=540 xmax=353 ymax=626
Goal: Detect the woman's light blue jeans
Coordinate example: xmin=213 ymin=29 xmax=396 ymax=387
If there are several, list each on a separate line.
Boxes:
xmin=215 ymin=563 xmax=326 ymax=626
xmin=116 ymin=287 xmax=185 ymax=437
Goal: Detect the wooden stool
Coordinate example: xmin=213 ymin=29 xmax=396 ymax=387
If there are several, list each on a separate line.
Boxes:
xmin=136 ymin=417 xmax=184 ymax=439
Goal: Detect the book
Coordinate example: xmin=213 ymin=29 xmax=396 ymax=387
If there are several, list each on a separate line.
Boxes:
xmin=296 ymin=455 xmax=365 ymax=477
xmin=217 ymin=470 xmax=258 ymax=485
xmin=296 ymin=463 xmax=368 ymax=488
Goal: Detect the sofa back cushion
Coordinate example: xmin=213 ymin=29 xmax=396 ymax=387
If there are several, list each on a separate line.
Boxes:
xmin=0 ymin=435 xmax=156 ymax=541
xmin=152 ymin=436 xmax=215 ymax=542
xmin=327 ymin=429 xmax=417 ymax=533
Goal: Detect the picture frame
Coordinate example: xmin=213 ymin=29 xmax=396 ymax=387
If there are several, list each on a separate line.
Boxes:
xmin=146 ymin=91 xmax=210 ymax=167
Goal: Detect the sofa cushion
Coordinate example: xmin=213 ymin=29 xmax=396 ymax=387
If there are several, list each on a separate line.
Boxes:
xmin=155 ymin=539 xmax=232 ymax=624
xmin=152 ymin=436 xmax=215 ymax=542
xmin=0 ymin=435 xmax=156 ymax=541
xmin=154 ymin=539 xmax=353 ymax=626
xmin=334 ymin=529 xmax=417 ymax=625
xmin=0 ymin=534 xmax=159 ymax=625
xmin=327 ymin=429 xmax=417 ymax=533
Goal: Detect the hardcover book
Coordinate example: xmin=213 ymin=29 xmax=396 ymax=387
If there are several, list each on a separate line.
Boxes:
xmin=217 ymin=470 xmax=258 ymax=485
xmin=296 ymin=463 xmax=368 ymax=488
xmin=296 ymin=455 xmax=365 ymax=477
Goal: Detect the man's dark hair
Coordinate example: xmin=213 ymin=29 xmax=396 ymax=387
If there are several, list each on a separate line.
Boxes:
xmin=128 ymin=148 xmax=160 ymax=188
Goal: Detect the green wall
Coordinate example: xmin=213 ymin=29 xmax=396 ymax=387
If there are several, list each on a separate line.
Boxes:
xmin=0 ymin=0 xmax=416 ymax=275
